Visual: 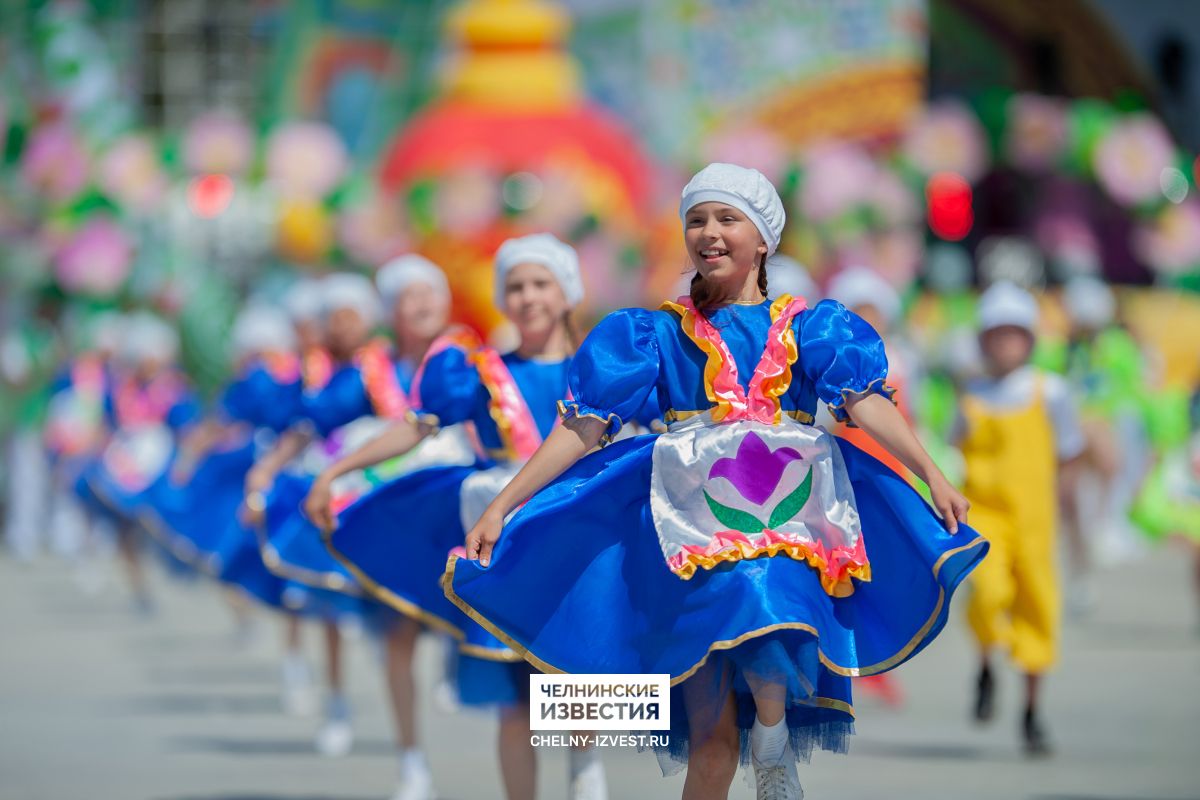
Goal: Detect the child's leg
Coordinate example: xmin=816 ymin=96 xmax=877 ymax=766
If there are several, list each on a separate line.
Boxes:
xmin=682 ymin=662 xmax=739 ymax=800
xmin=323 ymin=620 xmax=344 ymax=697
xmin=384 ymin=616 xmax=421 ymax=749
xmin=116 ymin=523 xmax=151 ymax=607
xmin=498 ymin=703 xmax=535 ymax=800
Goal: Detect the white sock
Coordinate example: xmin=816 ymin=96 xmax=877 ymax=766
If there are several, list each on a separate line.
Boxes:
xmin=569 ymin=744 xmax=599 ymax=779
xmin=751 ymin=716 xmax=788 ymax=767
xmin=282 ymin=652 xmax=309 ymax=682
xmin=399 ymin=747 xmax=429 ymax=775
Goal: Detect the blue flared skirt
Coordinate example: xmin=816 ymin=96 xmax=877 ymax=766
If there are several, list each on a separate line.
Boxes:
xmin=447 ymin=433 xmax=988 ymax=770
xmin=255 ymin=473 xmax=372 ymax=621
xmin=140 ymin=440 xmax=257 ymax=574
xmin=328 ymin=462 xmax=533 ymax=706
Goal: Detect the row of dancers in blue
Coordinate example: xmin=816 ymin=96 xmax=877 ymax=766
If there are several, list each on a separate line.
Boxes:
xmin=53 ymin=163 xmax=986 ymax=800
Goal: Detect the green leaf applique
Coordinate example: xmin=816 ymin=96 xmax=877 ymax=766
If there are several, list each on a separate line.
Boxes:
xmin=767 ymin=468 xmax=813 ymax=531
xmin=703 ymin=490 xmax=766 ymax=534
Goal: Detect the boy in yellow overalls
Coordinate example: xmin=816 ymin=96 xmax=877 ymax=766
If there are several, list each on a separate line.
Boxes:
xmin=955 ymin=282 xmax=1085 ymax=756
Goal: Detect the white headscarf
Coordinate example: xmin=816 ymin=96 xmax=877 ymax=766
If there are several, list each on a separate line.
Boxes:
xmin=231 ymin=306 xmax=296 ymax=359
xmin=679 ymin=163 xmax=787 ymax=263
xmin=1062 ymin=276 xmax=1115 ymax=329
xmin=376 ymin=254 xmax=450 ymax=307
xmin=120 ymin=311 xmax=179 ymax=365
xmin=321 ymin=273 xmax=383 ymax=326
xmin=282 ymin=278 xmax=324 ymax=323
xmin=493 ymin=233 xmax=584 ymax=309
xmin=978 ymin=281 xmax=1039 ymax=334
xmin=827 ymin=266 xmax=902 ymax=326
xmin=767 ymin=255 xmax=820 ymax=302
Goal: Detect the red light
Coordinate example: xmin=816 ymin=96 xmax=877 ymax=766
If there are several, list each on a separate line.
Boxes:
xmin=926 ymin=172 xmax=973 ymax=241
xmin=188 ymin=174 xmax=235 ymax=218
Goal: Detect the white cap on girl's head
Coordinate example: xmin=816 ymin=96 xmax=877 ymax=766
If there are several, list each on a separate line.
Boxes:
xmin=120 ymin=311 xmax=179 ymax=365
xmin=376 ymin=254 xmax=450 ymax=307
xmin=321 ymin=273 xmax=383 ymax=326
xmin=283 ymin=278 xmax=325 ymax=323
xmin=978 ymin=281 xmax=1039 ymax=334
xmin=1062 ymin=276 xmax=1115 ymax=329
xmin=231 ymin=306 xmax=296 ymax=359
xmin=679 ymin=163 xmax=786 ymax=257
xmin=766 ymin=255 xmax=820 ymax=302
xmin=494 ymin=232 xmax=584 ymax=309
xmin=827 ymin=266 xmax=901 ymax=326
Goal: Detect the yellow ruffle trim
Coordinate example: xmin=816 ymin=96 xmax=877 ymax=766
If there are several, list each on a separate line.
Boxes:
xmin=660 ymin=299 xmax=732 ymax=421
xmin=672 ymin=538 xmax=872 ymax=599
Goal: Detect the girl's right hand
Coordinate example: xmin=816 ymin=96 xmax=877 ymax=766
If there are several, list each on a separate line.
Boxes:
xmin=304 ymin=475 xmax=336 ymax=532
xmin=464 ymin=508 xmax=505 ymax=567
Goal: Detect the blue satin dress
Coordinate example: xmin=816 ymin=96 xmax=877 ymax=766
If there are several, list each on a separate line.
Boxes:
xmin=256 ymin=356 xmax=416 ymax=621
xmin=77 ymin=375 xmax=200 ymax=526
xmin=447 ymin=298 xmax=988 ymax=771
xmin=329 ymin=345 xmax=572 ymax=707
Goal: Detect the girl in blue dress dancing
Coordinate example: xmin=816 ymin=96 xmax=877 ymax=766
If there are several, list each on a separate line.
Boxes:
xmin=446 ymin=164 xmax=988 ymax=800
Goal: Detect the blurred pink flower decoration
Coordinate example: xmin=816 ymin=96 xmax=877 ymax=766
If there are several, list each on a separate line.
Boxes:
xmin=798 ymin=142 xmax=876 ymax=222
xmin=21 ymin=123 xmax=90 ymax=203
xmin=1133 ymin=200 xmax=1200 ymax=275
xmin=265 ymin=122 xmax=348 ymax=199
xmin=869 ymin=169 xmax=919 ymax=227
xmin=902 ymin=102 xmax=989 ymax=182
xmin=702 ymin=127 xmax=789 ymax=184
xmin=54 ymin=216 xmax=134 ymax=296
xmin=338 ymin=191 xmax=410 ymax=266
xmin=98 ymin=134 xmax=167 ymax=213
xmin=182 ymin=112 xmax=254 ymax=175
xmin=1006 ymin=94 xmax=1067 ymax=172
xmin=1093 ymin=114 xmax=1177 ymax=207
xmin=435 ymin=168 xmax=500 ymax=237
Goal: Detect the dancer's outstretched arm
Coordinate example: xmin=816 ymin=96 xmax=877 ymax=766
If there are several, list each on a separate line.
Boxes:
xmin=845 ymin=392 xmax=970 ymax=533
xmin=304 ymin=418 xmax=429 ymax=531
xmin=465 ymin=416 xmax=608 ymax=566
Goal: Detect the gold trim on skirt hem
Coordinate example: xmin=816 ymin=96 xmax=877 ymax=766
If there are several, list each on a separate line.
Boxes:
xmin=322 ymin=528 xmax=466 ymax=639
xmin=442 ymin=537 xmax=985 ymax=686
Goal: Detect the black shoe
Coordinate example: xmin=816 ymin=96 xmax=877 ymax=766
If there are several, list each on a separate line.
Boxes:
xmin=1022 ymin=708 xmax=1053 ymax=757
xmin=973 ymin=665 xmax=995 ymax=723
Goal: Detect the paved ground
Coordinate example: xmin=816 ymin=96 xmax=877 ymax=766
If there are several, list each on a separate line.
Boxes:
xmin=1 ymin=538 xmax=1198 ymax=800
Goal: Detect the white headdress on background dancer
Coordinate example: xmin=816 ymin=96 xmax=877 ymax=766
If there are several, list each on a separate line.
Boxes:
xmin=376 ymin=254 xmax=451 ymax=307
xmin=493 ymin=232 xmax=584 ymax=309
xmin=231 ymin=306 xmax=296 ymax=359
xmin=321 ymin=273 xmax=383 ymax=325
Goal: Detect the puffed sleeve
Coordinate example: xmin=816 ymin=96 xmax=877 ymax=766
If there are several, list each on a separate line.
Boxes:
xmin=797 ymin=299 xmax=893 ymax=422
xmin=294 ymin=365 xmax=376 ymax=438
xmin=166 ymin=391 xmax=201 ymax=431
xmin=411 ymin=346 xmax=483 ymax=430
xmin=560 ymin=308 xmax=660 ymax=443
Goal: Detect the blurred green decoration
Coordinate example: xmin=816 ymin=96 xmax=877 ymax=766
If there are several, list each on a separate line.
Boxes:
xmin=1063 ymin=99 xmax=1116 ymax=178
xmin=972 ymin=86 xmax=1012 ymax=157
xmin=178 ymin=271 xmax=239 ymax=397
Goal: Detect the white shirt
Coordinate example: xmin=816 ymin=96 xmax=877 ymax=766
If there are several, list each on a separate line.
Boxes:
xmin=953 ymin=365 xmax=1086 ymax=460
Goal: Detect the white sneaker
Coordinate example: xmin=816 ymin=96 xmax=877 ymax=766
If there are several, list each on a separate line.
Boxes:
xmin=753 ymin=755 xmax=803 ymax=800
xmin=568 ymin=753 xmax=608 ymax=800
xmin=390 ymin=763 xmax=436 ymax=800
xmin=315 ymin=718 xmax=354 ymax=757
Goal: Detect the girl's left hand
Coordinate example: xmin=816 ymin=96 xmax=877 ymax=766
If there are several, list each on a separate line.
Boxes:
xmin=929 ymin=477 xmax=970 ymax=534
xmin=464 ymin=509 xmax=505 ymax=567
